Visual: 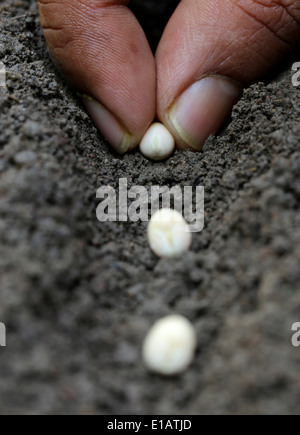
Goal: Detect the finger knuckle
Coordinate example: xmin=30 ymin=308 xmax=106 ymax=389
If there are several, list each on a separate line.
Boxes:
xmin=235 ymin=0 xmax=300 ymax=47
xmin=38 ymin=0 xmax=120 ymax=51
xmin=38 ymin=0 xmax=86 ymax=51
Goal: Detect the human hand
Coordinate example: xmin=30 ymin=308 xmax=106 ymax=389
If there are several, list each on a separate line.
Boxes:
xmin=38 ymin=0 xmax=300 ymax=153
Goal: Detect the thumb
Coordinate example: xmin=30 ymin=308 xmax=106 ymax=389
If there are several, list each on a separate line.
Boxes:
xmin=156 ymin=0 xmax=300 ymax=150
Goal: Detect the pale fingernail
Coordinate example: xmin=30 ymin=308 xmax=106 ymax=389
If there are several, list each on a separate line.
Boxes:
xmin=83 ymin=96 xmax=134 ymax=154
xmin=168 ymin=76 xmax=242 ymax=150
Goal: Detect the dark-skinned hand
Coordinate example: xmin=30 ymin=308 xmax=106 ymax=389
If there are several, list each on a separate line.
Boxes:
xmin=38 ymin=0 xmax=300 ymax=153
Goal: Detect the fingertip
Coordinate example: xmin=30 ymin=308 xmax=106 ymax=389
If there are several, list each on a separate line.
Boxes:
xmin=83 ymin=96 xmax=140 ymax=154
xmin=160 ymin=76 xmax=242 ymax=151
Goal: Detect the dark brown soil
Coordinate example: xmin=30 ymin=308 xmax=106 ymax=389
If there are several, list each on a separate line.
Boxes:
xmin=0 ymin=0 xmax=300 ymax=415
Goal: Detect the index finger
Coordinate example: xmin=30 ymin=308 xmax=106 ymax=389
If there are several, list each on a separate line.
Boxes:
xmin=39 ymin=0 xmax=156 ymax=152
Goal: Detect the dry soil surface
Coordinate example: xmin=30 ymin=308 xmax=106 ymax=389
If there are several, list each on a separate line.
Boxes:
xmin=0 ymin=0 xmax=300 ymax=415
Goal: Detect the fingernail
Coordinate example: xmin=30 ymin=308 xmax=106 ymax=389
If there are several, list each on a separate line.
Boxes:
xmin=83 ymin=96 xmax=134 ymax=154
xmin=168 ymin=76 xmax=242 ymax=150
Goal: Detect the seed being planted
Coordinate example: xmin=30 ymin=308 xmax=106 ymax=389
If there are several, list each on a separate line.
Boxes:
xmin=140 ymin=123 xmax=175 ymax=161
xmin=142 ymin=315 xmax=197 ymax=376
xmin=148 ymin=208 xmax=192 ymax=258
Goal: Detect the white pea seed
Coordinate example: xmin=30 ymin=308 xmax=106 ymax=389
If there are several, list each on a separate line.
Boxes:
xmin=142 ymin=315 xmax=197 ymax=376
xmin=140 ymin=123 xmax=175 ymax=161
xmin=148 ymin=208 xmax=192 ymax=258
